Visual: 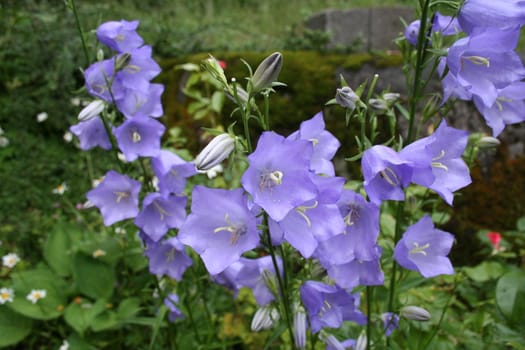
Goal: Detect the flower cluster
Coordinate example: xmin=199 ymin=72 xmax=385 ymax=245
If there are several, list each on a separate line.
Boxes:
xmin=438 ymin=2 xmax=525 ymax=136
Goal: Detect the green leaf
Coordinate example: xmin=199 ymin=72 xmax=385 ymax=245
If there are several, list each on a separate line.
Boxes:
xmin=117 ymin=298 xmax=142 ymax=321
xmin=463 ymin=261 xmax=505 ymax=282
xmin=64 ymin=299 xmax=107 ymax=336
xmin=210 ymin=91 xmax=224 ymax=113
xmin=9 ymin=267 xmax=68 ymax=320
xmin=496 ymin=270 xmax=525 ymax=329
xmin=91 ymin=309 xmax=119 ymax=332
xmin=0 ymin=307 xmax=32 ymax=347
xmin=516 ymin=217 xmax=525 ymax=232
xmin=44 ymin=224 xmax=73 ymax=277
xmin=72 ymin=253 xmax=115 ymax=299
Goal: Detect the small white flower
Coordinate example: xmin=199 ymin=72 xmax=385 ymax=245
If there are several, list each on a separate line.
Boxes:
xmin=26 ymin=289 xmax=47 ymax=304
xmin=58 ymin=339 xmax=69 ymax=350
xmin=52 ymin=182 xmax=68 ymax=195
xmin=63 ymin=131 xmax=73 ymax=143
xmin=117 ymin=153 xmax=127 ymax=162
xmin=92 ymin=249 xmax=106 ymax=258
xmin=0 ymin=288 xmax=14 ymax=304
xmin=2 ymin=252 xmax=20 ymax=268
xmin=70 ymin=97 xmax=81 ymax=106
xmin=0 ymin=136 xmax=8 ymax=148
xmin=115 ymin=227 xmax=127 ymax=235
xmin=36 ymin=112 xmax=48 ymax=123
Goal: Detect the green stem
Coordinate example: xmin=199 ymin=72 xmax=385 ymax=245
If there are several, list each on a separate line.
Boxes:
xmin=407 ymin=0 xmax=432 ymax=144
xmin=263 ymin=215 xmax=296 ymax=349
xmin=69 ymin=0 xmax=90 ymax=66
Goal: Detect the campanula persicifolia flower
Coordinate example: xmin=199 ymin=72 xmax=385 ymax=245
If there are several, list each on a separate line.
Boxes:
xmin=70 ymin=116 xmax=112 ymax=151
xmin=394 ymin=215 xmax=454 ymax=278
xmin=96 ymin=20 xmax=144 ymax=53
xmin=178 ymin=186 xmax=260 ymax=275
xmin=113 ymin=117 xmax=165 ymax=162
xmin=405 ymin=20 xmax=420 ymax=46
xmin=145 ymin=237 xmax=192 ymax=280
xmin=86 ymin=170 xmax=141 ymax=226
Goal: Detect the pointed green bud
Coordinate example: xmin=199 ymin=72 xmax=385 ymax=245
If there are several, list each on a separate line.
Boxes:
xmin=202 ymin=56 xmax=229 ymax=89
xmin=400 ymin=305 xmax=431 ymax=321
xmin=194 ymin=133 xmax=235 ymax=171
xmin=251 ymin=52 xmax=283 ymax=92
xmin=115 ymin=53 xmax=131 ymax=72
xmin=477 ymin=136 xmax=500 ymax=149
xmin=335 ymin=86 xmax=359 ymax=110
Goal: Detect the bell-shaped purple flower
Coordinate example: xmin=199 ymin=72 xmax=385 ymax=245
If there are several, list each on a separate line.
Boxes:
xmin=394 ymin=215 xmax=454 ymax=278
xmin=84 ymin=59 xmax=124 ymax=102
xmin=96 ymin=20 xmax=144 ymax=53
xmin=164 ymin=293 xmax=184 ymax=322
xmin=300 ymin=281 xmax=366 ymax=333
xmin=116 ymin=83 xmax=164 ymax=119
xmin=445 ymin=27 xmax=525 ymax=107
xmin=86 ymin=170 xmax=141 ymax=226
xmin=134 ymin=193 xmax=187 ymax=242
xmin=458 ymin=0 xmax=525 ymax=34
xmin=287 ymin=112 xmax=341 ymax=176
xmin=151 ymin=150 xmax=197 ymax=195
xmin=70 ymin=116 xmax=112 ymax=151
xmin=241 ymin=131 xmax=317 ymax=221
xmin=324 ymin=250 xmax=384 ymax=290
xmin=115 ymin=46 xmax=162 ymax=92
xmin=473 ymin=81 xmax=525 ymax=136
xmin=145 ymin=236 xmax=192 ymax=280
xmin=113 ymin=117 xmax=165 ymax=161
xmin=178 ymin=186 xmax=260 ymax=275
xmin=405 ymin=20 xmax=420 ymax=46
xmin=361 ymin=145 xmax=413 ymax=205
xmin=399 ymin=120 xmax=471 ymax=205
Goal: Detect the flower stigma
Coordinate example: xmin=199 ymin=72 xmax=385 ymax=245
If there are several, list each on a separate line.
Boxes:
xmin=295 ymin=201 xmax=318 ymax=227
xmin=379 ymin=167 xmax=400 ymax=186
xmin=431 ymin=150 xmax=448 ymax=171
xmin=410 ymin=242 xmax=430 ymax=256
xmin=214 ymin=213 xmax=247 ymax=245
xmin=259 ymin=170 xmax=284 ymax=192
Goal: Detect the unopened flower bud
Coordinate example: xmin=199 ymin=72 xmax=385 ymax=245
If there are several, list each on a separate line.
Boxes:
xmin=203 ymin=56 xmax=229 ymax=87
xmin=477 ymin=136 xmax=500 ymax=149
xmin=323 ymin=335 xmax=345 ymax=350
xmin=382 ymin=92 xmax=401 ymax=103
xmin=78 ymin=100 xmax=105 ymax=121
xmin=251 ymin=52 xmax=283 ymax=92
xmin=335 ymin=86 xmax=360 ymax=110
xmin=115 ymin=53 xmax=131 ymax=71
xmin=251 ymin=306 xmax=279 ymax=331
xmin=194 ymin=133 xmax=235 ymax=171
xmin=355 ymin=333 xmax=367 ymax=350
xmin=293 ymin=307 xmax=307 ymax=349
xmin=368 ymin=98 xmax=388 ymax=113
xmin=400 ymin=305 xmax=431 ymax=321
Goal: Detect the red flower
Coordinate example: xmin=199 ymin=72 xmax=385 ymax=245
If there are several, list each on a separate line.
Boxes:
xmin=218 ymin=60 xmax=227 ymax=69
xmin=487 ymin=231 xmax=501 ymax=250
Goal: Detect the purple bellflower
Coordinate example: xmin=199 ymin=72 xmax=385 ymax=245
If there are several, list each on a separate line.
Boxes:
xmin=178 ymin=186 xmax=260 ymax=275
xmin=84 ymin=59 xmax=124 ymax=103
xmin=394 ymin=215 xmax=455 ymax=278
xmin=399 ymin=120 xmax=471 ymax=205
xmin=473 ymin=81 xmax=525 ymax=136
xmin=115 ymin=46 xmax=162 ymax=92
xmin=116 ymin=83 xmax=164 ymax=119
xmin=96 ymin=20 xmax=144 ymax=53
xmin=323 ymin=250 xmax=385 ymax=290
xmin=361 ymin=145 xmax=413 ymax=205
xmin=381 ymin=312 xmax=400 ymax=337
xmin=405 ymin=20 xmax=420 ymax=46
xmin=444 ymin=27 xmax=525 ymax=107
xmin=151 ymin=150 xmax=197 ymax=195
xmin=134 ymin=193 xmax=187 ymax=242
xmin=113 ymin=117 xmax=165 ymax=161
xmin=432 ymin=12 xmax=462 ymax=36
xmin=70 ymin=116 xmax=112 ymax=151
xmin=287 ymin=112 xmax=341 ymax=176
xmin=241 ymin=131 xmax=317 ymax=221
xmin=145 ymin=236 xmax=192 ymax=280
xmin=164 ymin=293 xmax=184 ymax=322
xmin=214 ymin=256 xmax=281 ymax=306
xmin=269 ymin=175 xmax=345 ymax=258
xmin=300 ymin=281 xmax=366 ymax=333
xmin=86 ymin=170 xmax=141 ymax=226
xmin=458 ymin=0 xmax=525 ymax=34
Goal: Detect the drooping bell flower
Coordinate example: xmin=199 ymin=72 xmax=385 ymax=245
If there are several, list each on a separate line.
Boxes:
xmin=70 ymin=116 xmax=112 ymax=151
xmin=96 ymin=20 xmax=144 ymax=53
xmin=458 ymin=0 xmax=525 ymax=34
xmin=394 ymin=215 xmax=454 ymax=278
xmin=178 ymin=186 xmax=260 ymax=275
xmin=404 ymin=20 xmax=420 ymax=46
xmin=86 ymin=170 xmax=141 ymax=226
xmin=145 ymin=237 xmax=192 ymax=281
